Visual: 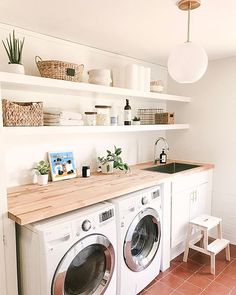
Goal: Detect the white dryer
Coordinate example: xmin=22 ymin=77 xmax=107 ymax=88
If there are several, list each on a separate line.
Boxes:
xmin=110 ymin=186 xmax=162 ymax=295
xmin=18 ymin=202 xmax=117 ymax=295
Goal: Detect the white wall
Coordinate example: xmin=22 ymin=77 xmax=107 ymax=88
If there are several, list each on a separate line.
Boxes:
xmin=167 ymin=57 xmax=236 ymax=244
xmin=0 ymin=23 xmax=168 ymax=187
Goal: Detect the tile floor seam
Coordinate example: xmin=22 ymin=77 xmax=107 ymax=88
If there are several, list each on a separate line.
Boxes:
xmin=168 ymin=265 xmax=201 ymax=294
xmin=212 ymin=280 xmax=234 ymax=291
xmin=178 ymin=280 xmax=203 ymax=293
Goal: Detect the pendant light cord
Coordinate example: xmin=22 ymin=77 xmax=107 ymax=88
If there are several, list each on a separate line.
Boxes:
xmin=187 ymin=1 xmax=192 ymax=42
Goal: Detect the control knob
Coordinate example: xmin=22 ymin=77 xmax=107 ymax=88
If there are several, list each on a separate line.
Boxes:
xmin=141 ymin=196 xmax=148 ymax=205
xmin=82 ymin=220 xmax=91 ymax=232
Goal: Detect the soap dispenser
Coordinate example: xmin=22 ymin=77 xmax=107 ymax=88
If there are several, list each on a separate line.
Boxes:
xmin=160 ymin=149 xmax=167 ymax=164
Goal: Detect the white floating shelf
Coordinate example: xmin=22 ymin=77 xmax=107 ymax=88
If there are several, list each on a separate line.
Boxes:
xmin=0 ymin=72 xmax=191 ymax=103
xmin=3 ymin=124 xmax=190 ymax=135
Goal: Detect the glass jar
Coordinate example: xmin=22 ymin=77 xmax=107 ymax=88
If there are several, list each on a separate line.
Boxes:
xmin=95 ymin=105 xmax=111 ymax=126
xmin=85 ymin=112 xmax=97 ymax=126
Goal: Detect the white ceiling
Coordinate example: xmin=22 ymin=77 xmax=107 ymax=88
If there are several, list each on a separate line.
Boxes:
xmin=0 ymin=0 xmax=235 ymax=66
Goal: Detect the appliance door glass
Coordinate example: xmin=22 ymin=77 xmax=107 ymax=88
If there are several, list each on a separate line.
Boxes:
xmin=52 ymin=234 xmax=115 ymax=295
xmin=124 ymin=208 xmax=161 ymax=272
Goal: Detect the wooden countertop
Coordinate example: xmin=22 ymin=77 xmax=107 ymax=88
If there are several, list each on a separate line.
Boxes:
xmin=7 ymin=160 xmax=214 ymax=225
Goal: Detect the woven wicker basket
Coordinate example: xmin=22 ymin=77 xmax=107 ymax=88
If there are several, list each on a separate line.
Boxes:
xmin=155 ymin=112 xmax=175 ymax=124
xmin=2 ymin=99 xmax=43 ymax=126
xmin=35 ymin=56 xmax=84 ymax=82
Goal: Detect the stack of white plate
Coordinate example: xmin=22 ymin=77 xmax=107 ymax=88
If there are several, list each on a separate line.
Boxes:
xmin=88 ymin=69 xmax=112 ymax=86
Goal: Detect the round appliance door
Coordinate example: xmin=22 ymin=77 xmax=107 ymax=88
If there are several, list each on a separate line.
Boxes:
xmin=52 ymin=234 xmax=115 ymax=295
xmin=124 ymin=207 xmax=161 ymax=272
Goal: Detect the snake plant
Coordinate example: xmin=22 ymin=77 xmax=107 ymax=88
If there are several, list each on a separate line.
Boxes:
xmin=2 ymin=30 xmax=25 ymax=64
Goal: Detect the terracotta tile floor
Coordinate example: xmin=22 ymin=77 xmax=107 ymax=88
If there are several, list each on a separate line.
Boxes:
xmin=139 ymin=244 xmax=236 ymax=295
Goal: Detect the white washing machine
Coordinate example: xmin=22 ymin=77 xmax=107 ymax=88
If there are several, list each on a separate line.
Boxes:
xmin=110 ymin=186 xmax=162 ymax=295
xmin=18 ymin=202 xmax=117 ymax=295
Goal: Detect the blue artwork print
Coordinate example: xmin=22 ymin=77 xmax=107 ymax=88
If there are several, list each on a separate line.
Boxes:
xmin=48 ymin=151 xmax=76 ymax=181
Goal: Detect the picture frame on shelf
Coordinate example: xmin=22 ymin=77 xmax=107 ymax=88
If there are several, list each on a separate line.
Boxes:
xmin=48 ymin=151 xmax=76 ymax=181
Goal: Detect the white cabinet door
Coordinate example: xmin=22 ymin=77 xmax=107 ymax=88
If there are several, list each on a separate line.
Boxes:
xmin=190 ymin=182 xmax=211 ymax=220
xmin=171 ymin=170 xmax=213 ymax=250
xmin=171 ymin=187 xmax=192 ymax=248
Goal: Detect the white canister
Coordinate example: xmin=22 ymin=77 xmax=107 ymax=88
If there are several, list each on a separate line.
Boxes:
xmin=138 ymin=66 xmax=145 ymax=91
xmin=125 ymin=64 xmax=139 ymax=90
xmin=144 ymin=67 xmax=151 ymax=92
xmin=88 ymin=69 xmax=112 ymax=86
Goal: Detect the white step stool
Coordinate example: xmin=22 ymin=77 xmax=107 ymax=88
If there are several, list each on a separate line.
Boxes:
xmin=183 ymin=215 xmax=230 ymax=275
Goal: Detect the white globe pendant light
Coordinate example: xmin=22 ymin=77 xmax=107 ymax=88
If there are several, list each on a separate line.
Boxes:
xmin=168 ymin=0 xmax=208 ymax=83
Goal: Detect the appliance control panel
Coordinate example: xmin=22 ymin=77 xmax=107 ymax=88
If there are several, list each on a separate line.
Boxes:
xmin=99 ymin=208 xmax=114 ymax=223
xmin=152 ymin=188 xmax=160 ymax=199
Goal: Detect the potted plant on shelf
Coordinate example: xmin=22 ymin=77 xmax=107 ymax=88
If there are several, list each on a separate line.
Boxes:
xmin=34 ymin=160 xmax=50 ymax=185
xmin=2 ymin=30 xmax=25 ymax=74
xmin=132 ymin=116 xmax=141 ymax=125
xmin=98 ymin=146 xmax=129 ymax=174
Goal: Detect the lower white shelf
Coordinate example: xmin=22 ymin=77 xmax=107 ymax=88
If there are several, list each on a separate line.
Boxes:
xmin=2 ymin=124 xmax=189 ymax=135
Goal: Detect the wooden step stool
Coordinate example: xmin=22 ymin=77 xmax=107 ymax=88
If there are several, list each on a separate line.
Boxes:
xmin=183 ymin=215 xmax=230 ymax=275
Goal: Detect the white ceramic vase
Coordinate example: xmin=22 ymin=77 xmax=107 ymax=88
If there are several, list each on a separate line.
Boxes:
xmin=132 ymin=121 xmax=141 ymax=125
xmin=101 ymin=161 xmax=114 ymax=174
xmin=37 ymin=174 xmax=49 ymax=186
xmin=7 ymin=63 xmax=25 ymax=75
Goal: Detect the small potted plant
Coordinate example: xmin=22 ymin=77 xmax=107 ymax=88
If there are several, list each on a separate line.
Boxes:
xmin=98 ymin=146 xmax=129 ymax=174
xmin=34 ymin=160 xmax=50 ymax=185
xmin=2 ymin=30 xmax=25 ymax=74
xmin=132 ymin=116 xmax=141 ymax=125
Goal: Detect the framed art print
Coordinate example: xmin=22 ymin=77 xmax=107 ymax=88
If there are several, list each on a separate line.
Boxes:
xmin=48 ymin=151 xmax=76 ymax=181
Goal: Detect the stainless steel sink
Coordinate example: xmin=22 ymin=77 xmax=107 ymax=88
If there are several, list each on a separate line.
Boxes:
xmin=143 ymin=162 xmax=200 ymax=174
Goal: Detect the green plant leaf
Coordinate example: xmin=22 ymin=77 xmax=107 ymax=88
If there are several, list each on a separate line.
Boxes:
xmin=2 ymin=30 xmax=24 ymax=64
xmin=106 ymin=150 xmax=111 ymax=155
xmin=115 ymin=148 xmax=122 ymax=156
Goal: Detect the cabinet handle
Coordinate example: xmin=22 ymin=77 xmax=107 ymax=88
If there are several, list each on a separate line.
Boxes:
xmin=190 ymin=192 xmax=194 ymax=201
xmin=194 ymin=190 xmax=197 ymax=201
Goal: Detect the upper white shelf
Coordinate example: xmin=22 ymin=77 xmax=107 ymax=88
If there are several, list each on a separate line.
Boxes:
xmin=3 ymin=124 xmax=190 ymax=135
xmin=0 ymin=72 xmax=191 ymax=103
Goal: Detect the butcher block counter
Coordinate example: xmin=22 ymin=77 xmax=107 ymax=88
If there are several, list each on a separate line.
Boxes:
xmin=7 ymin=160 xmax=214 ymax=225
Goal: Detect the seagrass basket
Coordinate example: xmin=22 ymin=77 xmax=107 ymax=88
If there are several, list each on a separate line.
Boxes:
xmin=155 ymin=112 xmax=175 ymax=124
xmin=35 ymin=56 xmax=84 ymax=82
xmin=2 ymin=99 xmax=43 ymax=126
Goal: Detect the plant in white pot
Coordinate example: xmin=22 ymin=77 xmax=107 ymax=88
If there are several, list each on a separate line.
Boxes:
xmin=132 ymin=116 xmax=141 ymax=125
xmin=98 ymin=146 xmax=129 ymax=174
xmin=34 ymin=160 xmax=50 ymax=185
xmin=2 ymin=30 xmax=25 ymax=74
